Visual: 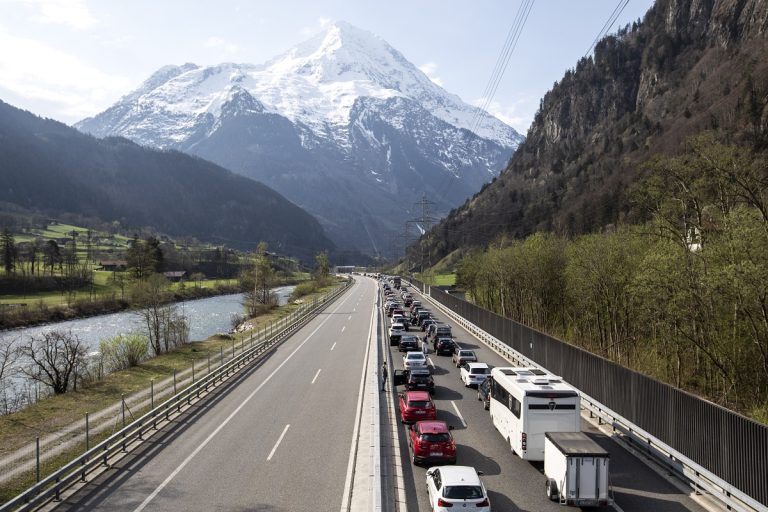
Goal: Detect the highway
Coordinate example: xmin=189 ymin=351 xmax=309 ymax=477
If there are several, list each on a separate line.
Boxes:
xmin=56 ymin=278 xmax=379 ymax=512
xmin=51 ymin=275 xmax=717 ymax=512
xmin=383 ymin=281 xmax=712 ymax=512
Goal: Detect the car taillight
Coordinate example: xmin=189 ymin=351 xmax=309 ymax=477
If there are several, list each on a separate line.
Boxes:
xmin=476 ymin=498 xmax=489 ymax=507
xmin=521 ymin=432 xmax=527 ymax=451
xmin=437 ymin=498 xmax=453 ymax=507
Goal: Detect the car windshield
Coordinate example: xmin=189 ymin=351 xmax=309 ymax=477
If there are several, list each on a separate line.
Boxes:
xmin=471 ymin=368 xmax=489 ymax=374
xmin=406 ymin=353 xmax=424 ymax=360
xmin=408 ymin=400 xmax=432 ymax=408
xmin=444 ymin=485 xmax=484 ymax=499
xmin=421 ymin=433 xmax=451 ymax=443
xmin=411 ymin=376 xmax=430 ymax=383
xmin=460 ymin=351 xmax=474 ymax=356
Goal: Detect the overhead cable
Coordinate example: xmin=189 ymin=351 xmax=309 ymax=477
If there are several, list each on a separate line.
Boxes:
xmin=584 ymin=0 xmax=631 ymax=58
xmin=470 ymin=0 xmax=535 ymax=135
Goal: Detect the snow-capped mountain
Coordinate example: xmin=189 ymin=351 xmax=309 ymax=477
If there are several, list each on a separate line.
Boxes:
xmin=77 ymin=21 xmax=523 ymax=256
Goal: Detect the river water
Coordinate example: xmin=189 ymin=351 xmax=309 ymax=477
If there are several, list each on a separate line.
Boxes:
xmin=0 ymin=286 xmax=294 ymax=413
xmin=0 ymin=285 xmax=295 ymax=350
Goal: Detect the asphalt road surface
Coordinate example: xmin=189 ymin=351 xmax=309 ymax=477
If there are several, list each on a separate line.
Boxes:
xmin=51 ymin=276 xmax=716 ymax=512
xmin=57 ymin=278 xmax=378 ymax=512
xmin=383 ymin=282 xmax=712 ymax=512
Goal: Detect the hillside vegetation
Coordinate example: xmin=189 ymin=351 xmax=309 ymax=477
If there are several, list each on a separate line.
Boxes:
xmin=415 ymin=0 xmax=768 ymax=421
xmin=454 ymin=134 xmax=768 ymax=422
xmin=0 ymin=100 xmax=333 ymax=262
xmin=422 ymin=0 xmax=768 ymax=259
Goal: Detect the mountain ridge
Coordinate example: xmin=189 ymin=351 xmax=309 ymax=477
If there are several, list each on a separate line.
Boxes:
xmin=0 ymin=99 xmax=334 ymax=261
xmin=75 ymin=21 xmax=523 ymax=255
xmin=419 ymin=0 xmax=768 ymax=261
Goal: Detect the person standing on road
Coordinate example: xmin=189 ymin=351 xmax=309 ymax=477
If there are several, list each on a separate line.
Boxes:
xmin=422 ymin=338 xmax=429 ymax=355
xmin=381 ymin=362 xmax=388 ymax=391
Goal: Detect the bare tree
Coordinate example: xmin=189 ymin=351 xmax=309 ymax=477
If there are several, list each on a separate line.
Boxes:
xmin=19 ymin=331 xmax=87 ymax=394
xmin=240 ymin=242 xmax=276 ymax=316
xmin=109 ymin=271 xmax=130 ymax=301
xmin=0 ymin=336 xmax=18 ymax=382
xmin=132 ymin=274 xmax=188 ymax=354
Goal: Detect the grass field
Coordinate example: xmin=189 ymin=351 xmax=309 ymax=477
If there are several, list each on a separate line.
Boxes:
xmin=1 ymin=221 xmax=250 ymax=306
xmin=417 ymin=273 xmax=456 ymax=286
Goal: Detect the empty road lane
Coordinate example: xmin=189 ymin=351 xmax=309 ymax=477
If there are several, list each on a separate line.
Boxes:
xmin=58 ymin=278 xmax=379 ymax=512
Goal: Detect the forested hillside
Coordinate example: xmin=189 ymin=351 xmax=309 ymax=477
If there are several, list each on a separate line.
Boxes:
xmin=422 ymin=0 xmax=768 ymax=259
xmin=0 ymin=100 xmax=334 ymax=262
xmin=419 ymin=0 xmax=768 ymax=421
xmin=454 ymin=134 xmax=768 ymax=421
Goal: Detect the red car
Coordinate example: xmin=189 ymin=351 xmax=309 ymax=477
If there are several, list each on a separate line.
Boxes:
xmin=398 ymin=390 xmax=436 ymax=424
xmin=408 ymin=420 xmax=457 ymax=465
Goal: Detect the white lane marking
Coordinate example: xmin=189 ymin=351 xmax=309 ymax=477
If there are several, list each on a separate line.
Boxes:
xmin=267 ymin=424 xmax=290 ymax=461
xmin=341 ymin=326 xmax=346 ymax=333
xmin=353 ymin=308 xmax=356 ymax=312
xmin=348 ymin=315 xmax=352 ymax=320
xmin=339 ymin=287 xmax=375 ymax=512
xmin=427 ymin=356 xmax=435 ymax=368
xmin=311 ymin=368 xmax=321 ymax=384
xmin=331 ymin=342 xmax=337 ymax=351
xmin=451 ymin=401 xmax=468 ymax=428
xmin=132 ymin=289 xmax=353 ymax=512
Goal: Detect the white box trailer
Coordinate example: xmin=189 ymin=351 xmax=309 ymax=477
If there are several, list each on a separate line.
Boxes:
xmin=544 ymin=432 xmax=612 ymax=507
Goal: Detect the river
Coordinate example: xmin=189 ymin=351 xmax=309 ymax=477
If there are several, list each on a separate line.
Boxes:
xmin=0 ymin=285 xmax=295 ymax=350
xmin=0 ymin=286 xmax=295 ymax=413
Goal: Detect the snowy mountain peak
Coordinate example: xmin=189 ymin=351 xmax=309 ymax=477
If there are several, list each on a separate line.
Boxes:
xmin=75 ymin=21 xmax=524 ymax=255
xmin=78 ymin=21 xmax=520 ymax=148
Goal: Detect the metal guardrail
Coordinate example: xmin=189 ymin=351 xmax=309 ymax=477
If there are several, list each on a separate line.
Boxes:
xmin=0 ymin=280 xmax=352 ymax=512
xmin=409 ymin=280 xmax=766 ymax=512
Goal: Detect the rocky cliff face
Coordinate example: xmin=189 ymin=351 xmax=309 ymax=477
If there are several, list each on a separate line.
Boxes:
xmin=422 ymin=0 xmax=768 ymax=260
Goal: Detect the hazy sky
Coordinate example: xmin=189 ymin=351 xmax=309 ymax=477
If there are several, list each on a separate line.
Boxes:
xmin=0 ymin=0 xmax=655 ymax=135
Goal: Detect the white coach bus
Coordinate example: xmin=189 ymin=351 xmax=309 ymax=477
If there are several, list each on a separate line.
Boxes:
xmin=489 ymin=367 xmax=581 ymax=461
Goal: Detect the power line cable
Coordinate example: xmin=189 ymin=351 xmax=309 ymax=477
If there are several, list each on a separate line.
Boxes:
xmin=472 ymin=0 xmax=534 ymax=134
xmin=468 ymin=0 xmax=531 ymax=132
xmin=469 ymin=0 xmax=535 ymax=134
xmin=428 ymin=0 xmax=535 ymax=223
xmin=584 ymin=0 xmax=631 ymax=57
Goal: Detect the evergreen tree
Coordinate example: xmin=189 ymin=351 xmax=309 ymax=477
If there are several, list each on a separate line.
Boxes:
xmin=146 ymin=236 xmax=164 ymax=272
xmin=43 ymin=240 xmax=61 ymax=276
xmin=1 ymin=228 xmax=17 ymax=274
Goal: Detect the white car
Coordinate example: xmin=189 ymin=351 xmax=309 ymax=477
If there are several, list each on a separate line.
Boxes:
xmin=426 ymin=466 xmax=491 ymax=511
xmin=403 ymin=351 xmax=428 ymax=370
xmin=392 ymin=313 xmax=406 ymax=326
xmin=460 ymin=362 xmax=490 ymax=387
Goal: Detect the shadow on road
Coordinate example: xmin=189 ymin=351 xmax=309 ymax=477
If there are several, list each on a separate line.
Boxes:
xmin=436 ymin=409 xmax=467 ymax=431
xmin=454 ymin=444 xmax=503 ymax=476
xmin=54 ymin=346 xmax=280 ymax=510
xmin=488 ymin=490 xmax=530 ymax=511
xmin=432 ymin=385 xmax=463 ymax=400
